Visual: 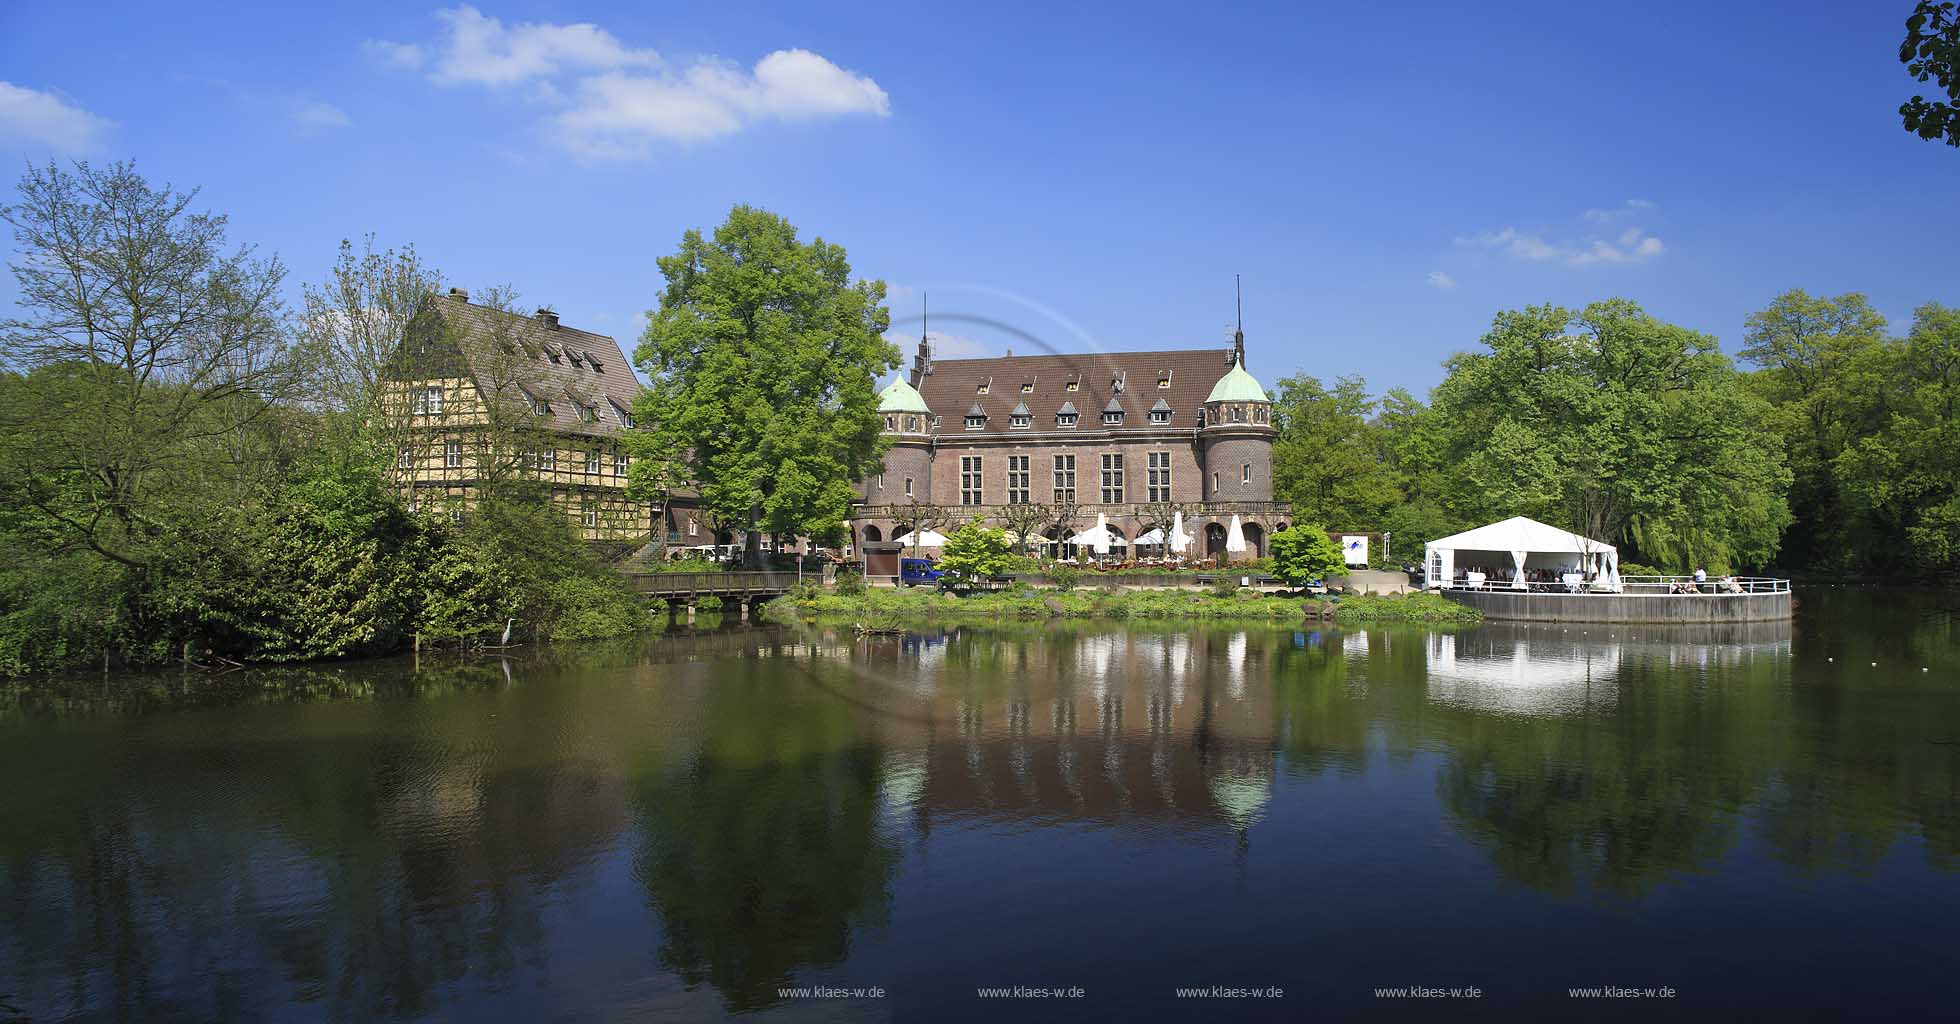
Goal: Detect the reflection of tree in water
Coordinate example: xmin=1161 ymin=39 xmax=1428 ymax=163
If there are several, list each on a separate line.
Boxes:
xmin=629 ymin=654 xmax=898 ymax=1013
xmin=0 ymin=656 xmax=631 ymax=1021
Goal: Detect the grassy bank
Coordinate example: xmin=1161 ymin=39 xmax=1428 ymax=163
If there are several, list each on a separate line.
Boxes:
xmin=764 ymin=586 xmax=1480 ymax=626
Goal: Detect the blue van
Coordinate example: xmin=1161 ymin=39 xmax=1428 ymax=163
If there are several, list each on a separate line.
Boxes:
xmin=899 ymin=558 xmax=943 ymax=587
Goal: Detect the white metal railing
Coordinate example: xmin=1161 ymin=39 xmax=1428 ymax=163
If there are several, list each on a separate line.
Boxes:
xmin=1440 ymin=574 xmax=1790 ymax=596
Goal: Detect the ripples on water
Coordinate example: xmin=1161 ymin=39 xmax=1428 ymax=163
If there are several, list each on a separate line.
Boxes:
xmin=1 ymin=588 xmax=1956 ymax=1020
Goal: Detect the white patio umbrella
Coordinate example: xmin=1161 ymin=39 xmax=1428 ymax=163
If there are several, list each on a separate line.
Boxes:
xmin=893 ymin=528 xmax=948 ymax=549
xmin=1168 ymin=511 xmax=1192 ymax=557
xmin=1133 ymin=528 xmax=1166 ymax=546
xmin=1225 ymin=514 xmax=1248 ymax=559
xmin=1067 ymin=513 xmax=1116 ymax=562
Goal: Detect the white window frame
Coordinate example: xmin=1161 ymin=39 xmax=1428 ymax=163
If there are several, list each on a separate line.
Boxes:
xmin=444 ymin=440 xmax=462 ymax=468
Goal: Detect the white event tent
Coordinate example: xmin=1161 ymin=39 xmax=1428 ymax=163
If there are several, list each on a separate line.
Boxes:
xmin=1424 ymin=516 xmax=1619 ymax=591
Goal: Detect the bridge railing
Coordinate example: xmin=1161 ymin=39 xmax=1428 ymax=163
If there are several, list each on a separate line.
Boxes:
xmin=627 ymin=571 xmax=800 ymax=596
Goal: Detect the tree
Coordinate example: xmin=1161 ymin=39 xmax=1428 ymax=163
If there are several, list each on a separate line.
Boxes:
xmin=996 ymin=501 xmax=1053 ymax=559
xmin=0 ymin=161 xmax=303 ymax=573
xmin=1901 ymin=1 xmax=1960 ymax=148
xmin=1832 ymin=302 xmax=1960 ymax=571
xmin=1430 ymin=300 xmax=1791 ymax=572
xmin=1268 ymin=525 xmax=1348 ymax=587
xmin=936 ymin=521 xmax=1015 ymax=583
xmin=1133 ymin=500 xmax=1192 ymax=560
xmin=625 ymin=205 xmax=896 ymax=564
xmin=1739 ymin=290 xmax=1892 ymax=571
xmin=890 ymin=499 xmax=951 ymax=558
xmin=1270 ymin=373 xmax=1400 ymax=528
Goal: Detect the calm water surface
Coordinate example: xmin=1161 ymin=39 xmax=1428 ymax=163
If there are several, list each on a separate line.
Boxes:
xmin=3 ymin=588 xmax=1957 ymax=1020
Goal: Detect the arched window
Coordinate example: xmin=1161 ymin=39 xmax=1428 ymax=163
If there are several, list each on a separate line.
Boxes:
xmin=862 ymin=524 xmax=883 ymax=543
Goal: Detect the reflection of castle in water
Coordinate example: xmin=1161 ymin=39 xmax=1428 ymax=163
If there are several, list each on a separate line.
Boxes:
xmin=1425 ymin=620 xmax=1794 ymax=714
xmin=843 ymin=629 xmax=1280 ymax=831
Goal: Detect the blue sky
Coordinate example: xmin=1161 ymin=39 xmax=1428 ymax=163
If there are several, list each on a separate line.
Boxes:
xmin=2 ymin=1 xmax=1954 ymax=395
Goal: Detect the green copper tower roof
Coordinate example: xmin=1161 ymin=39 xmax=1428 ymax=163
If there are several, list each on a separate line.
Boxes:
xmin=1205 ymin=359 xmax=1269 ymax=403
xmin=878 ymin=377 xmax=932 ymax=414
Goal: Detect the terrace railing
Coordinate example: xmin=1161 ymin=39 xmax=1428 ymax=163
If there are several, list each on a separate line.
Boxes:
xmin=1443 ymin=575 xmax=1790 ymax=595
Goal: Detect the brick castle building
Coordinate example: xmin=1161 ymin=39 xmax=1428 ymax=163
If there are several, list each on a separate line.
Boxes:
xmin=853 ymin=326 xmax=1289 ymax=561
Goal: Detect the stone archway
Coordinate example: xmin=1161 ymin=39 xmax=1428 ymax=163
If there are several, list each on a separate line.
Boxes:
xmin=1243 ymin=522 xmax=1266 ymax=557
xmin=1205 ymin=522 xmax=1227 ymax=560
xmin=862 ymin=524 xmax=883 ymax=544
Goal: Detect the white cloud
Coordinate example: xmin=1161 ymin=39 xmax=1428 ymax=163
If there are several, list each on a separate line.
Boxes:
xmin=362 ymin=39 xmax=428 ymax=71
xmin=0 ymin=81 xmax=111 ymax=155
xmin=1425 ymin=271 xmax=1457 ymax=290
xmin=367 ymin=6 xmax=889 ymax=160
xmin=1458 ymin=211 xmax=1667 ymax=268
xmin=425 ymin=5 xmax=658 ymax=86
xmin=293 ymin=101 xmax=352 ymax=130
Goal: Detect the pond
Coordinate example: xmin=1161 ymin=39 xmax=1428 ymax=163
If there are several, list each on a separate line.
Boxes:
xmin=2 ymin=587 xmax=1956 ymax=1020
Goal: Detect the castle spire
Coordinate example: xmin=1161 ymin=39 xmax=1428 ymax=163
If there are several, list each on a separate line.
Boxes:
xmin=910 ymin=291 xmax=933 ymax=386
xmin=1233 ymin=274 xmax=1246 ymax=367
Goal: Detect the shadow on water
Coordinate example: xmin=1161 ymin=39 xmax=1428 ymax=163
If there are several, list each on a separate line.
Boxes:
xmin=1 ymin=588 xmax=1956 ymax=1018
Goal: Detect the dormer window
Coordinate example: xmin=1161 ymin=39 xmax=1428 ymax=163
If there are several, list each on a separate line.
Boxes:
xmin=1065 ymin=379 xmax=1080 ymax=392
xmin=1009 ymin=401 xmax=1031 ymax=428
xmin=542 ymin=345 xmax=563 ymax=365
xmin=607 ymin=397 xmax=635 ymax=427
xmin=964 ymin=403 xmax=988 ymax=430
xmin=567 ymin=349 xmax=586 ymax=369
xmin=1102 ymin=397 xmax=1124 ymax=425
xmin=1110 ymin=372 xmax=1125 ymax=393
xmin=588 ymin=352 xmax=605 ymax=373
xmin=1158 ymin=373 xmax=1172 ymax=389
xmin=1020 ymin=381 xmax=1034 ymax=393
xmin=1056 ymin=400 xmax=1078 ymax=427
xmin=976 ymin=378 xmax=990 ymax=395
xmin=1149 ymin=398 xmax=1172 ymax=424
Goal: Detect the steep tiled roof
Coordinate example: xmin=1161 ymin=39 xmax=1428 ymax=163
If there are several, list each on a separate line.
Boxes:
xmin=915 ymin=348 xmax=1236 ymax=436
xmin=407 ymin=292 xmax=642 ymax=439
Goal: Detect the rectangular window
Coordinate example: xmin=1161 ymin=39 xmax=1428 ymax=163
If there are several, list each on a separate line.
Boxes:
xmin=1011 ymin=413 xmax=1030 ymax=428
xmin=905 ymin=477 xmax=914 ymax=498
xmin=615 ymin=447 xmax=630 ymax=476
xmin=1100 ymin=453 xmax=1124 ymax=503
xmin=1212 ymin=471 xmax=1220 ymax=496
xmin=1147 ymin=451 xmax=1172 ymax=502
xmin=1057 ymin=411 xmax=1078 ymax=427
xmin=444 ymin=440 xmax=462 ymax=468
xmin=1007 ymin=455 xmax=1030 ymax=504
xmin=960 ymin=456 xmax=984 ymax=505
xmin=1052 ymin=454 xmax=1076 ymax=503
xmin=581 ymin=501 xmax=598 ymax=528
xmin=585 ymin=450 xmax=601 ymax=475
xmin=1149 ymin=409 xmax=1170 ymax=424
xmin=1242 ymin=462 xmax=1251 ymax=484
xmin=877 ymin=473 xmax=885 ymax=490
xmin=539 ymin=447 xmax=556 ymax=471
xmin=398 ymin=447 xmax=413 ymax=470
xmin=415 ymin=386 xmax=444 ymax=416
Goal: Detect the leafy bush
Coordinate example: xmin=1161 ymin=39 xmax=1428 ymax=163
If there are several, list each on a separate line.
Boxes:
xmin=833 ymin=569 xmax=867 ymax=596
xmin=1047 ymin=564 xmax=1081 ymax=592
xmin=1269 ymin=524 xmax=1350 ymax=587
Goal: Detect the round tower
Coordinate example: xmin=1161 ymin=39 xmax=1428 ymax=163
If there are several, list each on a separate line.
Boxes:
xmin=867 ymin=376 xmax=933 ymax=506
xmin=1198 ymin=342 xmax=1275 ymax=501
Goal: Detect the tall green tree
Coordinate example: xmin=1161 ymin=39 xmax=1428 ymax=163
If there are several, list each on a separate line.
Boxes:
xmin=625 ymin=206 xmax=896 ymax=563
xmin=1901 ymin=1 xmax=1960 ymax=147
xmin=1833 ymin=303 xmax=1960 ymax=571
xmin=1739 ymin=290 xmax=1892 ymax=572
xmin=1430 ymin=300 xmax=1791 ymax=571
xmin=1270 ymin=373 xmax=1400 ymax=529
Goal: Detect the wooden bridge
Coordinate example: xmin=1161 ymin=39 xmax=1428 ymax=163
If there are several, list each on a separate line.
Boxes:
xmin=624 ymin=571 xmax=801 ymax=621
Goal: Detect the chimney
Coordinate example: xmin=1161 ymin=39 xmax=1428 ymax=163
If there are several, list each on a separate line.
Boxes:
xmin=535 ymin=307 xmax=559 ymax=330
xmin=448 ymin=287 xmax=470 ymax=302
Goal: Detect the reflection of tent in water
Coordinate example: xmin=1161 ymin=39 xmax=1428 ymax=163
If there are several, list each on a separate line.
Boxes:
xmin=1425 ymin=621 xmax=1795 ymax=714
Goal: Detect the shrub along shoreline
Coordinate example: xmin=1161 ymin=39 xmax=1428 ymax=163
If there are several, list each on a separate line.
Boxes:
xmin=764 ymin=586 xmax=1481 ymax=626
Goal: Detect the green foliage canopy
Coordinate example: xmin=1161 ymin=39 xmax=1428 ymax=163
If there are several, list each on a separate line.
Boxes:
xmin=1268 ymin=524 xmax=1349 ymax=586
xmin=1901 ymin=1 xmax=1960 ymax=147
xmin=935 ymin=522 xmax=1016 ymax=583
xmin=626 ymin=205 xmax=897 ymax=557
